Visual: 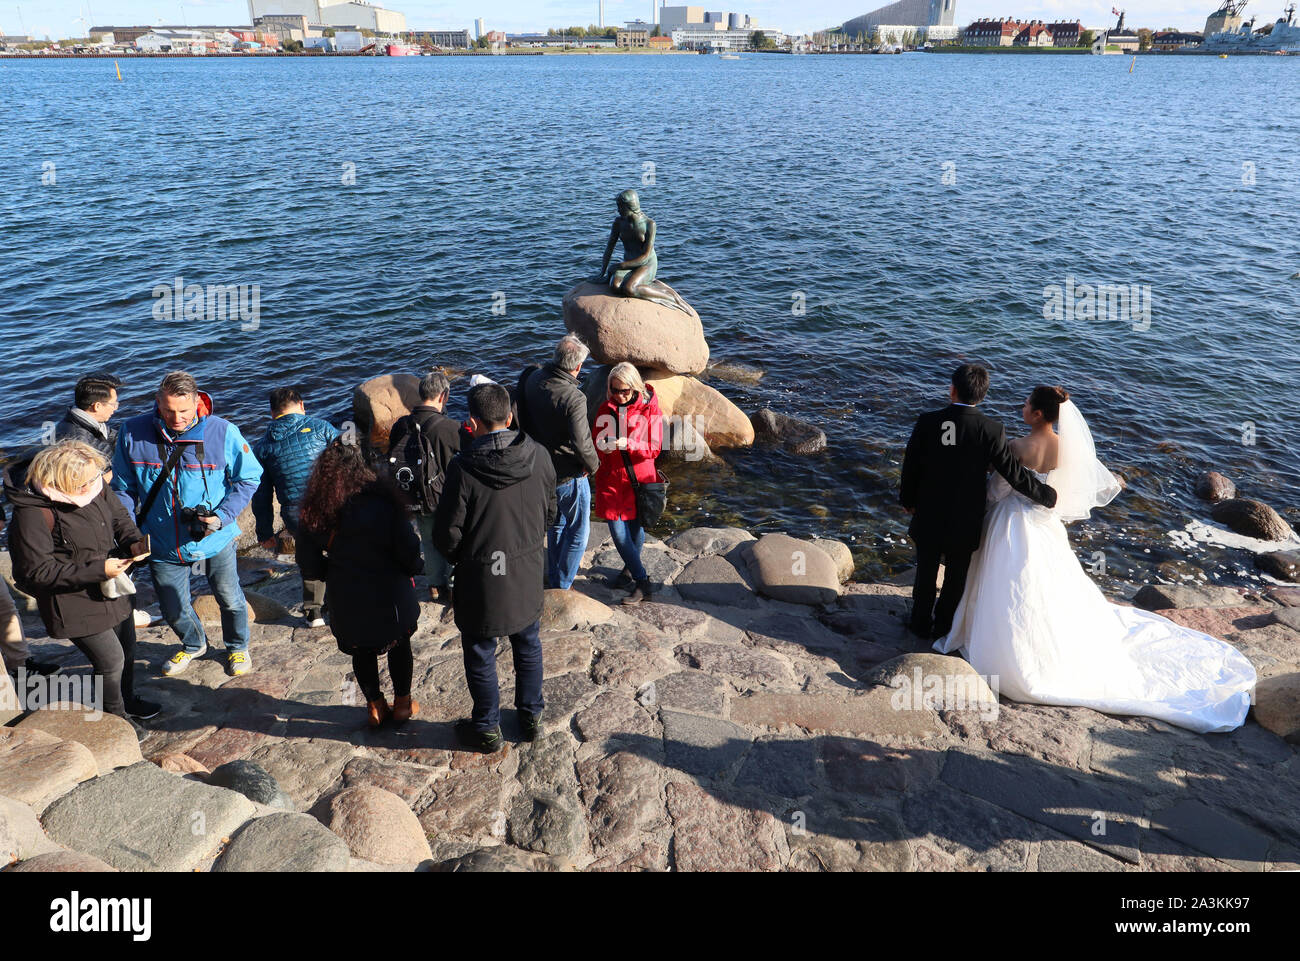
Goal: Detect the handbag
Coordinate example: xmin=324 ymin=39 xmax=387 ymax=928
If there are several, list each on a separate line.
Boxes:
xmin=619 ymin=446 xmax=668 ymax=528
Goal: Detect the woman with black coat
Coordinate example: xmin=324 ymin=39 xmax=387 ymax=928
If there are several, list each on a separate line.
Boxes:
xmin=296 ymin=440 xmax=423 ymax=728
xmin=6 ymin=441 xmax=157 ymax=731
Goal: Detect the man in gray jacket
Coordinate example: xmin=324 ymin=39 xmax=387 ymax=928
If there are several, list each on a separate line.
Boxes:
xmin=518 ymin=335 xmax=600 ymax=590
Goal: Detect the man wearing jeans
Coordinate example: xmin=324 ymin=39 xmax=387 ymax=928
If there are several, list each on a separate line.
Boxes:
xmin=434 ymin=383 xmax=556 ymax=753
xmin=518 ymin=335 xmax=600 ymax=590
xmin=112 ymin=372 xmax=263 ymax=677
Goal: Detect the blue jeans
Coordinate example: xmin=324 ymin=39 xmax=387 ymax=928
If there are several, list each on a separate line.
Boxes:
xmin=608 ymin=518 xmax=647 ymax=583
xmin=461 ymin=619 xmax=543 ymax=732
xmin=150 ymin=542 xmax=249 ymax=654
xmin=415 ymin=513 xmax=453 ymax=588
xmin=546 ymin=476 xmax=590 ymax=590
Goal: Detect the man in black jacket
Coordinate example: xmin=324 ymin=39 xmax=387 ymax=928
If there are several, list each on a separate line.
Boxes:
xmin=517 ymin=335 xmax=600 ymax=590
xmin=387 ymin=370 xmax=464 ymax=604
xmin=53 ymin=373 xmax=123 ymax=461
xmin=433 ymin=383 xmax=557 ymax=752
xmin=900 ymin=364 xmax=1058 ymax=642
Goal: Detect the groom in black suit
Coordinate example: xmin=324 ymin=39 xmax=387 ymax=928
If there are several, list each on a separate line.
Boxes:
xmin=900 ymin=364 xmax=1058 ymax=641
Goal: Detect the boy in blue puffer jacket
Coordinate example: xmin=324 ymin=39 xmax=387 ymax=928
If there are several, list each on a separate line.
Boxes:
xmin=251 ymin=387 xmax=340 ymax=627
xmin=112 ymin=372 xmax=263 ymax=678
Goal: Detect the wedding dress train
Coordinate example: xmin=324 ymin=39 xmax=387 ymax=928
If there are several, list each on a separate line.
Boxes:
xmin=934 ymin=403 xmax=1256 ymax=734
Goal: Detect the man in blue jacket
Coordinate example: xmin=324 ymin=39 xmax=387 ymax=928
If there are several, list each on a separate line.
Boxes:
xmin=252 ymin=387 xmax=339 ymax=627
xmin=112 ymin=371 xmax=263 ymax=677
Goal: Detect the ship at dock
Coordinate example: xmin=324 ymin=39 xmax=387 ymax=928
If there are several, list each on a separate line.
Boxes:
xmin=1196 ymin=1 xmax=1300 ymax=52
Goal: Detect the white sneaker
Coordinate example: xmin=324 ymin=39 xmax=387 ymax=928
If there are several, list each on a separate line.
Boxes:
xmin=306 ymin=617 xmax=326 ymax=629
xmin=162 ymin=643 xmax=207 ymax=676
xmin=227 ymin=651 xmax=252 ymax=676
xmin=133 ymin=609 xmax=153 ymax=628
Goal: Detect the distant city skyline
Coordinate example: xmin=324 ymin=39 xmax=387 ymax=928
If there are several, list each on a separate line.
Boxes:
xmin=6 ymin=0 xmax=1247 ymax=41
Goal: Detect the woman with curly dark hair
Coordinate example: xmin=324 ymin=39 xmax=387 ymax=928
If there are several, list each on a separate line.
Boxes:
xmin=297 ymin=440 xmax=423 ymax=727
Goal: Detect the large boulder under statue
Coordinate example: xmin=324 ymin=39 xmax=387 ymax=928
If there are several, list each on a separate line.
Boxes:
xmin=563 ymin=281 xmax=709 ymax=376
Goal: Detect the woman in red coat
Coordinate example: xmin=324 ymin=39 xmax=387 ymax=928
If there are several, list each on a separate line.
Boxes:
xmin=592 ymin=363 xmax=663 ymax=605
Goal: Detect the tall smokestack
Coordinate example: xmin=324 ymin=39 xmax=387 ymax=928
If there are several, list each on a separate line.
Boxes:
xmin=599 ymin=0 xmax=604 ymax=28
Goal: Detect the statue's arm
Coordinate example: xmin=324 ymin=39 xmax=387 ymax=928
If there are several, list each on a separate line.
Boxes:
xmin=600 ymin=222 xmax=619 ymax=274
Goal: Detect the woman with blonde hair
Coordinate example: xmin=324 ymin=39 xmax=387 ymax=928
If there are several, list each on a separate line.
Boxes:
xmin=591 ymin=363 xmax=663 ymax=605
xmin=6 ymin=441 xmax=156 ymax=734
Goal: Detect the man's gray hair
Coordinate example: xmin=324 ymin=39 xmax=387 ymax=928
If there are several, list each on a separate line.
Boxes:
xmin=158 ymin=371 xmax=198 ymax=398
xmin=553 ymin=335 xmax=589 ymax=372
xmin=419 ymin=369 xmax=450 ymax=402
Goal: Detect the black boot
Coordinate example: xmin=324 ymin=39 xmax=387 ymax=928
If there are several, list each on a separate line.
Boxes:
xmin=621 ymin=579 xmax=654 ymax=606
xmin=604 ymin=567 xmax=633 ymax=590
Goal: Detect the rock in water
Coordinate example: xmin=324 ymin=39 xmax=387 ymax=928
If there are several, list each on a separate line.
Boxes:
xmin=353 ymin=374 xmax=421 ymax=450
xmin=1210 ymin=498 xmax=1295 ymax=542
xmin=207 ymin=759 xmax=295 ymax=810
xmin=673 ymin=377 xmax=755 ymax=447
xmin=1132 ymin=583 xmax=1246 ymax=611
xmin=704 ymin=361 xmax=764 ymax=385
xmin=563 ymin=281 xmax=709 ymax=376
xmin=584 ymin=366 xmax=753 ymax=447
xmin=812 ymin=538 xmax=854 ymax=583
xmin=1256 ymin=551 xmax=1300 ymax=583
xmin=751 ymin=409 xmax=827 ymax=455
xmin=1194 ymin=471 xmax=1237 ymax=503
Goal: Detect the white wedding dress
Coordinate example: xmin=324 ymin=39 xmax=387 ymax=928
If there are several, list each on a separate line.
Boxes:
xmin=934 ymin=402 xmax=1256 ymax=734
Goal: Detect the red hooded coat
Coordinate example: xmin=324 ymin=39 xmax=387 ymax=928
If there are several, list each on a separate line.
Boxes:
xmin=592 ymin=387 xmax=663 ymax=521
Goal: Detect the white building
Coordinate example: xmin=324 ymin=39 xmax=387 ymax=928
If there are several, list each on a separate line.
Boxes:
xmin=334 ymin=29 xmax=364 ymax=51
xmin=135 ymin=29 xmax=212 ymax=53
xmin=318 ymin=1 xmax=406 ymax=33
xmin=246 ymin=0 xmax=406 ymax=34
xmin=671 ymin=26 xmax=785 ymax=49
xmin=475 ymin=17 xmax=485 ymax=39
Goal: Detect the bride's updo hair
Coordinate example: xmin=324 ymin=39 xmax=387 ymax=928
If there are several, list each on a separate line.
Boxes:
xmin=1029 ymin=385 xmax=1070 ymax=424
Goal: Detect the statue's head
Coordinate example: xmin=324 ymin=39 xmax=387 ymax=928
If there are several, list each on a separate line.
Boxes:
xmin=616 ymin=189 xmax=641 ymax=215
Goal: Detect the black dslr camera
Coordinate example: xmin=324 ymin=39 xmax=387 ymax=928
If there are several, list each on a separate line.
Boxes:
xmin=179 ymin=506 xmax=218 ymax=541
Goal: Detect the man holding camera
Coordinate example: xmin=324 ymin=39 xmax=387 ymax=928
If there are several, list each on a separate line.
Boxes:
xmin=112 ymin=372 xmax=263 ymax=677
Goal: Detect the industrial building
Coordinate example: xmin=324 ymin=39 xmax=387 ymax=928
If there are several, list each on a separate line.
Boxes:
xmin=245 ymin=1 xmax=407 ymax=34
xmin=654 ymin=6 xmax=784 ymax=48
xmin=839 ymin=0 xmax=956 ymax=39
xmin=409 ymin=29 xmax=472 ymax=48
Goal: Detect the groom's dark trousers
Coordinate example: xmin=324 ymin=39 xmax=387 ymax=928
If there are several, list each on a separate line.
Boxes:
xmin=900 ymin=403 xmax=1058 ymax=639
xmin=912 ymin=543 xmax=973 ymax=641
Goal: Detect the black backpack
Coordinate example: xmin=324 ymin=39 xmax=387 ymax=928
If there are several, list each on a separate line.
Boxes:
xmin=387 ymin=415 xmax=445 ymax=514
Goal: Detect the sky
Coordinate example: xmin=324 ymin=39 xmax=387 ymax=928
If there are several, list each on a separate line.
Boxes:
xmin=5 ymin=0 xmax=1236 ymax=41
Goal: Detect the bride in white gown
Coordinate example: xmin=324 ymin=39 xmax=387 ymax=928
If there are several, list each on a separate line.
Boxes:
xmin=934 ymin=387 xmax=1256 ymax=734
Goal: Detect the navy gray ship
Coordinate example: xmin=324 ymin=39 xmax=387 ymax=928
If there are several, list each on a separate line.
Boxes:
xmin=1198 ymin=1 xmax=1300 ymax=52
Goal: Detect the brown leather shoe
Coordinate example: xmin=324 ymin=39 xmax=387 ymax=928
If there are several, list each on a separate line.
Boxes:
xmin=391 ymin=695 xmax=421 ymax=724
xmin=366 ymin=698 xmax=391 ymax=728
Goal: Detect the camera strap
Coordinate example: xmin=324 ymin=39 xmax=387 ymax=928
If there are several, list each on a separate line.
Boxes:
xmin=136 ymin=443 xmax=187 ymax=527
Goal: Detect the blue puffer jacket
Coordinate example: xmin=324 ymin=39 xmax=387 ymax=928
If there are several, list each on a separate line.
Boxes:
xmin=251 ymin=412 xmax=340 ymax=540
xmin=111 ymin=392 xmax=263 ymax=564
